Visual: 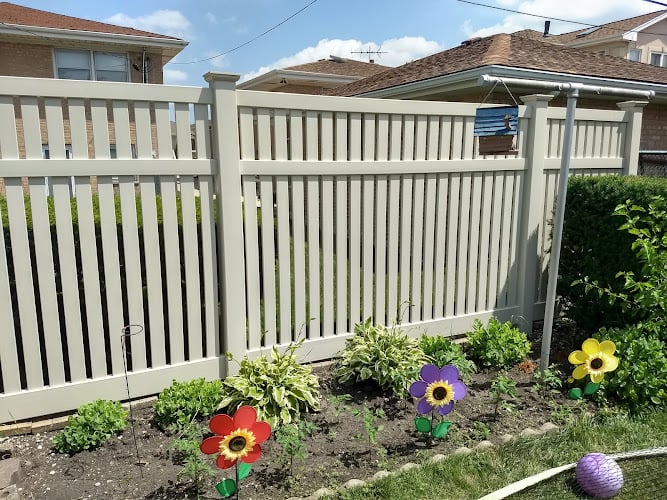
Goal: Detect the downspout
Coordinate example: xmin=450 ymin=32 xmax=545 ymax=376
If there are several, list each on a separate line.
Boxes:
xmin=479 ymin=75 xmax=653 ymax=372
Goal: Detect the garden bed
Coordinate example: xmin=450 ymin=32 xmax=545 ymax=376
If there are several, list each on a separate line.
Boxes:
xmin=5 ymin=361 xmax=582 ymax=500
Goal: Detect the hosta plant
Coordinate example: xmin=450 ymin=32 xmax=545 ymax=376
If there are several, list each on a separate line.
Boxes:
xmin=53 ymin=399 xmax=128 ymax=454
xmin=154 ymin=378 xmax=222 ymax=432
xmin=334 ymin=318 xmax=429 ymax=396
xmin=466 ymin=317 xmax=531 ymax=369
xmin=219 ymin=341 xmax=320 ymax=427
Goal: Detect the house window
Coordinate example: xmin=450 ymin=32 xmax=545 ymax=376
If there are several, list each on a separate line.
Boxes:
xmin=649 ymin=52 xmax=667 ymax=67
xmin=629 ymin=49 xmax=642 ymax=62
xmin=54 ymin=49 xmax=129 ymax=82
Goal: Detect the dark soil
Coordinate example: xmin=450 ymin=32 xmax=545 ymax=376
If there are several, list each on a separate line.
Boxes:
xmin=5 ymin=360 xmax=584 ymax=500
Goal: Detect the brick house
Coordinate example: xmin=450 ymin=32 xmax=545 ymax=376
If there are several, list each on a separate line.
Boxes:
xmin=238 ymin=55 xmax=389 ymax=94
xmin=329 ymin=30 xmax=667 ymax=154
xmin=0 ymin=2 xmax=188 ymax=168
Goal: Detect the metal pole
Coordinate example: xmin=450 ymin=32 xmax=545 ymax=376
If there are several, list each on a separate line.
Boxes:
xmin=539 ymin=87 xmax=579 ymax=372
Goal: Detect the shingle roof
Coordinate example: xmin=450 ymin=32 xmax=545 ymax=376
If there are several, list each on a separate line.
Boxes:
xmin=285 ymin=57 xmax=390 ymax=77
xmin=331 ymin=32 xmax=667 ymax=96
xmin=547 ymin=9 xmax=666 ymax=44
xmin=0 ymin=2 xmax=183 ymax=40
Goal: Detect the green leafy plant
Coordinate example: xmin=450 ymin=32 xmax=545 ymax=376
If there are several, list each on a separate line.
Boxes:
xmin=418 ymin=335 xmax=476 ymax=382
xmin=490 ymin=374 xmax=518 ymax=419
xmin=549 ymin=403 xmax=575 ymax=425
xmin=220 ymin=341 xmax=320 ymax=427
xmin=470 ymin=420 xmax=491 ymax=442
xmin=154 ymin=378 xmax=223 ymax=432
xmin=574 ymin=197 xmax=667 ymax=339
xmin=466 ymin=318 xmax=531 ymax=369
xmin=532 ymin=365 xmax=564 ymax=397
xmin=594 ymin=324 xmax=667 ymax=413
xmin=169 ymin=420 xmax=216 ymax=490
xmin=560 ymin=176 xmax=667 ymax=334
xmin=350 ymin=407 xmax=386 ymax=457
xmin=275 ymin=420 xmax=320 ymax=474
xmin=52 ymin=399 xmax=128 ymax=454
xmin=334 ymin=318 xmax=429 ymax=396
xmin=327 ymin=394 xmax=352 ymax=422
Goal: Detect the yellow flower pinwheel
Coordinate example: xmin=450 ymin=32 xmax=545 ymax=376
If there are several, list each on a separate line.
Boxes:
xmin=568 ymin=338 xmax=619 ymax=384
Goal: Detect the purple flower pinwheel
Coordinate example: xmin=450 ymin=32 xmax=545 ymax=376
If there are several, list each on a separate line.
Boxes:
xmin=409 ymin=363 xmax=467 ymax=416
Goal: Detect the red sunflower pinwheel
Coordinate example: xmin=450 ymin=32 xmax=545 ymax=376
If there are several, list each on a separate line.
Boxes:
xmin=200 ymin=406 xmax=272 ymax=470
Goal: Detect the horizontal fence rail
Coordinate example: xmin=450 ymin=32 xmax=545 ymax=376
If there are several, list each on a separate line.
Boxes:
xmin=0 ymin=74 xmax=644 ymax=423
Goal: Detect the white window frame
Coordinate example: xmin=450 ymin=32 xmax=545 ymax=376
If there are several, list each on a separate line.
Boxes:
xmin=628 ymin=48 xmax=642 ymax=62
xmin=53 ymin=49 xmax=130 ymax=82
xmin=649 ymin=52 xmax=667 ymax=67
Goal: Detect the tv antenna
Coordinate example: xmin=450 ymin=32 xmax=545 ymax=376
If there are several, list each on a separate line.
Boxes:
xmin=351 ymin=45 xmax=387 ymax=62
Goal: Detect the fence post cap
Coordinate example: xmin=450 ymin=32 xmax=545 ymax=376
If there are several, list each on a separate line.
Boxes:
xmin=203 ymin=72 xmax=241 ymax=84
xmin=617 ymin=100 xmax=649 ymax=110
xmin=519 ymin=94 xmax=554 ymax=104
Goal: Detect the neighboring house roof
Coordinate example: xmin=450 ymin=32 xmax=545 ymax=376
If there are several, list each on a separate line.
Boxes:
xmin=546 ymin=9 xmax=667 ymax=45
xmin=0 ymin=2 xmax=187 ymax=58
xmin=238 ymin=55 xmax=390 ymax=92
xmin=331 ymin=33 xmax=667 ymax=97
xmin=285 ymin=57 xmax=390 ymax=77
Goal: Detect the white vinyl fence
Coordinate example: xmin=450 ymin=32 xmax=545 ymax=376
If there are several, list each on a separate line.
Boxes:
xmin=0 ymin=73 xmax=645 ymax=423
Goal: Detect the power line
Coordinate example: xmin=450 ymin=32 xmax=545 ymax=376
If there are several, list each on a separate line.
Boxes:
xmin=456 ymin=0 xmax=667 ymax=36
xmin=644 ymin=0 xmax=667 ymax=8
xmin=170 ymin=0 xmax=321 ymax=65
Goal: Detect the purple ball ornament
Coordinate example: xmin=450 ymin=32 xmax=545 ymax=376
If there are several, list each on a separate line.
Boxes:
xmin=575 ymin=453 xmax=624 ymax=498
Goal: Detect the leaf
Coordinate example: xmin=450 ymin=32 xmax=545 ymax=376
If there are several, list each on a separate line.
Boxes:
xmin=238 ymin=461 xmax=252 ymax=480
xmin=432 ymin=421 xmax=452 ymax=439
xmin=568 ymin=387 xmax=583 ymax=400
xmin=215 ymin=479 xmax=237 ymax=497
xmin=583 ymin=381 xmax=601 ymax=395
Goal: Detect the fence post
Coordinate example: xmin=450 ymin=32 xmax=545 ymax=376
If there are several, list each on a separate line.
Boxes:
xmin=205 ymin=72 xmax=246 ymax=375
xmin=515 ymin=94 xmax=553 ymax=334
xmin=617 ymin=100 xmax=648 ymax=176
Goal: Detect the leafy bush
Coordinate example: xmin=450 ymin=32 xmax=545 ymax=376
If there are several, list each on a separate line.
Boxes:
xmin=334 ymin=318 xmax=429 ymax=396
xmin=560 ymin=175 xmax=667 ymax=335
xmin=576 ymin=197 xmax=667 ymax=339
xmin=595 ymin=324 xmax=667 ymax=413
xmin=220 ymin=341 xmax=320 ymax=428
xmin=154 ymin=378 xmax=223 ymax=431
xmin=465 ymin=318 xmax=530 ymax=369
xmin=52 ymin=399 xmax=128 ymax=454
xmin=418 ymin=334 xmax=476 ymax=382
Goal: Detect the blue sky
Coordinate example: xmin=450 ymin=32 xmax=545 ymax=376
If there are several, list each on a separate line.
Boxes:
xmin=13 ymin=0 xmax=665 ymax=86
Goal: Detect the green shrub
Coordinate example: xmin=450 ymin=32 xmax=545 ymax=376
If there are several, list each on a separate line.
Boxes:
xmin=154 ymin=378 xmax=223 ymax=431
xmin=334 ymin=318 xmax=429 ymax=396
xmin=219 ymin=341 xmax=320 ymax=428
xmin=575 ymin=197 xmax=667 ymax=339
xmin=595 ymin=324 xmax=667 ymax=413
xmin=466 ymin=318 xmax=530 ymax=369
xmin=52 ymin=399 xmax=128 ymax=454
xmin=560 ymin=175 xmax=667 ymax=335
xmin=418 ymin=334 xmax=476 ymax=382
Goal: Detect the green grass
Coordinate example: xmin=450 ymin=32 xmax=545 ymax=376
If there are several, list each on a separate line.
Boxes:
xmin=331 ymin=410 xmax=667 ymax=500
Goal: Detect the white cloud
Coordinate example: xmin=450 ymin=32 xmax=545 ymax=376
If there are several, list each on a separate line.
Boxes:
xmin=104 ymin=10 xmax=192 ymax=39
xmin=461 ymin=0 xmax=663 ymax=39
xmin=205 ymin=52 xmax=229 ymax=70
xmin=163 ymin=69 xmax=188 ymax=84
xmin=241 ymin=37 xmax=443 ymax=82
xmin=205 ymin=12 xmax=217 ymax=25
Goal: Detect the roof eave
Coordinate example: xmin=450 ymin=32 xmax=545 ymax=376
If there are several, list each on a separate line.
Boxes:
xmin=354 ymin=64 xmax=667 ymax=101
xmin=623 ymin=11 xmax=667 ymax=41
xmin=0 ymin=24 xmax=188 ymax=58
xmin=566 ymin=33 xmax=626 ymax=48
